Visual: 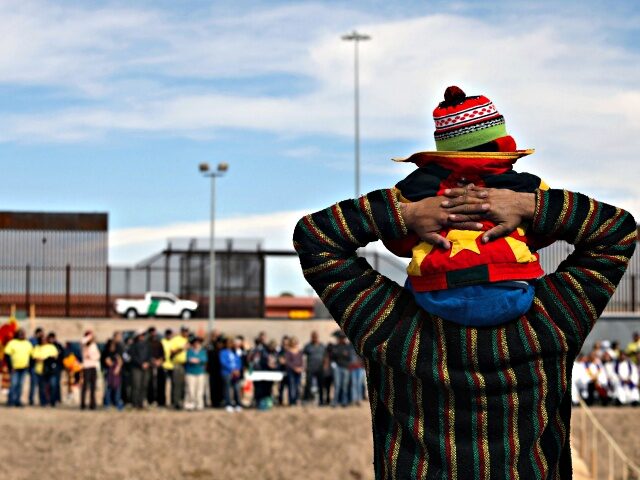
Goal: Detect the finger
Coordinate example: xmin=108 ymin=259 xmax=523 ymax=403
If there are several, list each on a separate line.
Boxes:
xmin=422 ymin=232 xmax=451 ymax=250
xmin=445 ymin=203 xmax=490 ymax=215
xmin=447 ymin=213 xmax=487 ymax=225
xmin=442 ymin=196 xmax=489 ymax=209
xmin=482 ymin=223 xmax=514 ymax=243
xmin=448 ymin=221 xmax=484 ymax=230
xmin=448 ymin=213 xmax=484 ymax=224
xmin=442 ymin=187 xmax=489 ymax=201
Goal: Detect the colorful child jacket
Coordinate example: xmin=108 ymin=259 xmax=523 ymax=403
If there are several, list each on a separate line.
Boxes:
xmin=384 ymin=150 xmax=549 ymax=292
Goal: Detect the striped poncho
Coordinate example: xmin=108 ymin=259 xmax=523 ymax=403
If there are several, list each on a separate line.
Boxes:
xmin=293 ymin=189 xmax=636 ymax=479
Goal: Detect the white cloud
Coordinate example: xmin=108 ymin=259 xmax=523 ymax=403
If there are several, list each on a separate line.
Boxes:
xmin=0 ymin=2 xmax=638 ymax=214
xmin=110 ymin=209 xmax=307 ymax=262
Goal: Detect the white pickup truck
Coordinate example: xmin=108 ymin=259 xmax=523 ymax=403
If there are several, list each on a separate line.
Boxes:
xmin=114 ymin=292 xmax=198 ymax=319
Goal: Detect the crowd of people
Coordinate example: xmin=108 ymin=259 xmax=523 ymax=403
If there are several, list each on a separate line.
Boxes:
xmin=572 ymin=333 xmax=640 ymax=406
xmin=2 ymin=325 xmax=367 ymax=412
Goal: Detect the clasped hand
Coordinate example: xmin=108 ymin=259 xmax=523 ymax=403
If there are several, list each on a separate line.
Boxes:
xmin=399 ymin=184 xmax=535 ymax=249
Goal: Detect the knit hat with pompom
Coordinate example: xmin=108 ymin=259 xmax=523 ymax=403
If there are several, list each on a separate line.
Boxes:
xmin=433 ymin=86 xmax=509 ymax=151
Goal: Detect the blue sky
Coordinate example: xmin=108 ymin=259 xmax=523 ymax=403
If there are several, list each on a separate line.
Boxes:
xmin=0 ymin=0 xmax=638 ymax=294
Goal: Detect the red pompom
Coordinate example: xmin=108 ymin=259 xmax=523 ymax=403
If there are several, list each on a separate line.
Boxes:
xmin=444 ymin=86 xmax=466 ymax=103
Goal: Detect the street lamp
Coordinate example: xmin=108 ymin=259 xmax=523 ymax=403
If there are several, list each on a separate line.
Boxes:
xmin=199 ymin=162 xmax=229 ymax=334
xmin=342 ymin=30 xmax=371 ymax=198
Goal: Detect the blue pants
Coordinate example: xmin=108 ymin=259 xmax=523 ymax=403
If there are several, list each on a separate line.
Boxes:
xmin=332 ymin=366 xmax=350 ymax=406
xmin=287 ymin=370 xmax=301 ymax=405
xmin=38 ymin=375 xmax=59 ymax=406
xmin=104 ymin=383 xmax=124 ymax=410
xmin=350 ymin=368 xmax=365 ymax=403
xmin=28 ymin=367 xmax=38 ymax=405
xmin=222 ymin=374 xmax=241 ymax=407
xmin=8 ymin=369 xmax=27 ymax=406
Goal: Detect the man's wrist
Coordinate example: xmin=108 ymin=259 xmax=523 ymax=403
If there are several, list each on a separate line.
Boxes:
xmin=398 ymin=202 xmax=414 ymax=230
xmin=517 ymin=192 xmax=536 ymax=220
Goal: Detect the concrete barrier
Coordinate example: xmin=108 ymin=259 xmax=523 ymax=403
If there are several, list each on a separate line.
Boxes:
xmin=17 ymin=317 xmax=342 ymax=343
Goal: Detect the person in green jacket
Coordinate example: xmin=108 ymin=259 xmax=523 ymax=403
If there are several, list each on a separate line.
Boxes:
xmin=294 ymin=185 xmax=636 ymax=479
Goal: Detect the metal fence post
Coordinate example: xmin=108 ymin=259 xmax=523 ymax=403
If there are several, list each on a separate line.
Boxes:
xmin=125 ymin=268 xmax=131 ymax=297
xmin=608 ymin=443 xmax=614 ymax=480
xmin=581 ymin=410 xmax=587 ymax=459
xmin=164 ymin=245 xmax=171 ymax=292
xmin=592 ymin=426 xmax=598 ymax=479
xmin=105 ymin=266 xmax=110 ymax=317
xmin=25 ymin=264 xmax=31 ymax=311
xmin=65 ymin=264 xmax=71 ymax=317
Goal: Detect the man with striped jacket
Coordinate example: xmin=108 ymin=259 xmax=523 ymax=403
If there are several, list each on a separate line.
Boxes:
xmin=293 ymin=186 xmax=636 ymax=479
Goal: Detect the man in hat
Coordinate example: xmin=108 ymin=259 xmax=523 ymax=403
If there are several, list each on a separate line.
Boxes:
xmin=294 ymin=164 xmax=636 ymax=475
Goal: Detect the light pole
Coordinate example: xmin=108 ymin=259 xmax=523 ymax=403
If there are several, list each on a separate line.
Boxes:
xmin=342 ymin=30 xmax=371 ymax=198
xmin=199 ymin=162 xmax=229 ymax=334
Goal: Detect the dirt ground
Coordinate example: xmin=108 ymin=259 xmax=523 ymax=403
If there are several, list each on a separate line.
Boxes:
xmin=2 ymin=404 xmax=638 ymax=480
xmin=0 ymin=405 xmax=375 ymax=480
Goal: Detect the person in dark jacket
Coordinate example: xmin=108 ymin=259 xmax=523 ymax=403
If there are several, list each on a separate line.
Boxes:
xmin=206 ymin=332 xmax=224 ymax=408
xmin=294 ymin=185 xmax=636 ymax=479
xmin=146 ymin=327 xmax=165 ymax=406
xmin=103 ymin=338 xmax=124 ymax=410
xmin=121 ymin=335 xmax=134 ymax=405
xmin=329 ymin=331 xmax=352 ymax=407
xmin=129 ymin=329 xmax=152 ymax=409
xmin=254 ymin=339 xmax=279 ymax=410
xmin=28 ymin=327 xmax=44 ymax=406
xmin=46 ymin=332 xmax=64 ymax=406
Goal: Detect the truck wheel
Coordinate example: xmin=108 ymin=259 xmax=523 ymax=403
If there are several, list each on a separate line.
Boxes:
xmin=126 ymin=308 xmax=138 ymax=319
xmin=181 ymin=309 xmax=192 ymax=320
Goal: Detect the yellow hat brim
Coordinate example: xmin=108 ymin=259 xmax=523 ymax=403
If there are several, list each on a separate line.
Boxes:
xmin=392 ymin=149 xmax=535 ymax=163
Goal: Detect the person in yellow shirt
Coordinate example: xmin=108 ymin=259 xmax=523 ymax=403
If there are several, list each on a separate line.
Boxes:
xmin=4 ymin=329 xmax=33 ymax=407
xmin=169 ymin=326 xmax=189 ymax=409
xmin=626 ymin=332 xmax=640 ymax=363
xmin=31 ymin=334 xmax=60 ymax=406
xmin=160 ymin=328 xmax=174 ymax=407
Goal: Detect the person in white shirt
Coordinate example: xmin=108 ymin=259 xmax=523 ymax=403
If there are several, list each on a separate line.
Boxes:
xmin=571 ymin=354 xmax=590 ymax=405
xmin=81 ymin=330 xmax=101 ymax=410
xmin=612 ymin=351 xmax=640 ymax=405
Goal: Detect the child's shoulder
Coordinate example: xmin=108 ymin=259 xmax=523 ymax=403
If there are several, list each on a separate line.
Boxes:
xmin=484 ymin=170 xmax=546 ymax=193
xmin=395 ymin=165 xmax=450 ymax=201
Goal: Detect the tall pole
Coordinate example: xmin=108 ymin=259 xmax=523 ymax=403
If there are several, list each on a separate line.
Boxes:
xmin=342 ymin=30 xmax=370 ymax=198
xmin=354 ymin=39 xmax=360 ymax=198
xmin=199 ymin=161 xmax=227 ymax=335
xmin=209 ymin=174 xmax=216 ymax=335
